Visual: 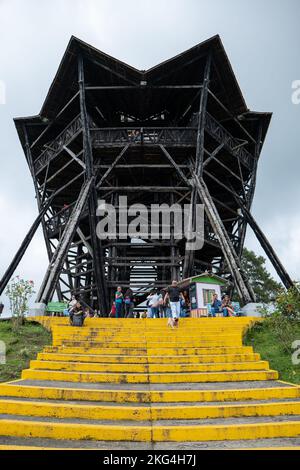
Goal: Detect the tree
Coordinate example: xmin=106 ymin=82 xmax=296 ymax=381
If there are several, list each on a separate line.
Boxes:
xmin=5 ymin=276 xmax=35 ymax=330
xmin=241 ymin=248 xmax=282 ymax=303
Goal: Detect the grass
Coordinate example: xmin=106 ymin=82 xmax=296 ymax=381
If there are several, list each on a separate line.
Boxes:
xmin=0 ymin=319 xmax=51 ymax=383
xmin=244 ymin=319 xmax=300 ymax=385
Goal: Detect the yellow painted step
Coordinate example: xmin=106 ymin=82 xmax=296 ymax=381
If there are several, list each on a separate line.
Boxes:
xmin=1 ymin=384 xmax=298 ymax=403
xmin=2 ymin=399 xmax=300 ymax=421
xmin=54 ymin=330 xmax=243 ymax=336
xmin=52 ymin=336 xmax=245 ymax=345
xmin=51 ymin=327 xmax=248 ymax=336
xmin=53 ymin=333 xmax=244 ymax=341
xmin=54 ymin=339 xmax=242 ymax=348
xmin=52 ymin=325 xmax=248 ymax=332
xmin=44 ymin=346 xmax=254 ymax=356
xmin=21 ymin=368 xmax=279 ymax=383
xmin=152 ymin=421 xmax=300 ymax=442
xmin=0 ymin=419 xmax=300 ymax=442
xmin=0 ymin=419 xmax=150 ymax=441
xmin=29 ymin=360 xmax=270 ymax=373
xmin=0 ymin=445 xmax=84 ymax=450
xmin=37 ymin=352 xmax=261 ymax=364
xmin=240 ymin=447 xmax=300 ymax=451
xmin=34 ymin=317 xmax=255 ymax=325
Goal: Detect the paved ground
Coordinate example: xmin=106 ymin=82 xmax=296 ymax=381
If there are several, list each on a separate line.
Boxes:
xmin=0 ymin=435 xmax=300 ymax=450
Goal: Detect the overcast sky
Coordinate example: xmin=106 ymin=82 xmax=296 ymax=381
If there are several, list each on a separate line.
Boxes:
xmin=0 ymin=0 xmax=299 ymax=313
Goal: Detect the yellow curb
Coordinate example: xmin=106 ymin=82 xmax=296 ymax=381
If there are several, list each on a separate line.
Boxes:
xmin=0 ymin=419 xmax=300 ymax=442
xmin=1 ymin=399 xmax=300 ymax=421
xmin=29 ymin=360 xmax=270 ymax=373
xmin=152 ymin=421 xmax=300 ymax=442
xmin=21 ymin=368 xmax=279 ymax=384
xmin=44 ymin=346 xmax=254 ymax=356
xmin=1 ymin=384 xmax=299 ymax=403
xmin=37 ymin=353 xmax=261 ymax=364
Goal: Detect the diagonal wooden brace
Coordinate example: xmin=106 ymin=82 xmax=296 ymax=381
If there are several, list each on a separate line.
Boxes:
xmin=36 ymin=178 xmax=94 ymax=304
xmin=192 ymin=173 xmax=256 ymax=304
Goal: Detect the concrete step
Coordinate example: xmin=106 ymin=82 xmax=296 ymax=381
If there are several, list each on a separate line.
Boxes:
xmin=10 ymin=316 xmax=292 ymax=449
xmin=38 ymin=317 xmax=254 ymax=327
xmin=1 ymin=381 xmax=297 ymax=403
xmin=21 ymin=368 xmax=279 ymax=383
xmin=0 ymin=414 xmax=300 ymax=441
xmin=1 ymin=435 xmax=300 ymax=449
xmin=44 ymin=346 xmax=254 ymax=356
xmin=52 ymin=326 xmax=245 ymax=337
xmin=52 ymin=330 xmax=248 ymax=338
xmin=37 ymin=352 xmax=261 ymax=364
xmin=29 ymin=359 xmax=270 ymax=373
xmin=53 ymin=333 xmax=241 ymax=345
xmin=1 ymin=398 xmax=300 ymax=421
xmin=1 ymin=434 xmax=300 ymax=449
xmin=54 ymin=339 xmax=243 ymax=348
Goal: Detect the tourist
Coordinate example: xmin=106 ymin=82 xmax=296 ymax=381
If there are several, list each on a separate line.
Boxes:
xmin=158 ymin=289 xmax=167 ymax=318
xmin=180 ymin=296 xmax=186 ymax=317
xmin=115 ymin=286 xmax=124 ymax=318
xmin=147 ymin=290 xmax=161 ymax=318
xmin=146 ymin=294 xmax=152 ymax=317
xmin=221 ymin=295 xmax=234 ymax=317
xmin=109 ymin=302 xmax=116 ymax=318
xmin=124 ymin=288 xmax=135 ymax=318
xmin=182 ymin=290 xmax=190 ymax=316
xmin=68 ymin=294 xmax=77 ymax=311
xmin=68 ymin=294 xmax=78 ymax=325
xmin=71 ymin=302 xmax=85 ymax=326
xmin=164 ymin=280 xmax=183 ymax=327
xmin=211 ymin=293 xmax=222 ymax=317
xmin=84 ymin=307 xmax=93 ymax=318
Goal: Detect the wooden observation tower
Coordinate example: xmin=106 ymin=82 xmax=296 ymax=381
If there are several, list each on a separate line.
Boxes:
xmin=0 ymin=35 xmax=293 ymax=312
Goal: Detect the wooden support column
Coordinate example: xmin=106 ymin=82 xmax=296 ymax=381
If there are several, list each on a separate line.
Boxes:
xmin=195 ymin=53 xmax=212 ymax=177
xmin=182 ymin=53 xmax=211 ymax=278
xmin=237 ymin=124 xmax=262 ymax=258
xmin=78 ymin=54 xmax=108 ymax=313
xmin=182 ymin=188 xmax=197 ymax=279
xmin=193 ymin=173 xmax=256 ymax=304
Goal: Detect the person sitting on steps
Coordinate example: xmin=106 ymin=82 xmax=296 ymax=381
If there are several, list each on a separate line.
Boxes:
xmin=221 ymin=295 xmax=235 ymax=317
xmin=211 ymin=293 xmax=222 ymax=317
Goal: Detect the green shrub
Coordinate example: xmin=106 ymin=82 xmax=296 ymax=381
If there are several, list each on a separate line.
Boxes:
xmin=276 ymin=283 xmax=300 ymax=319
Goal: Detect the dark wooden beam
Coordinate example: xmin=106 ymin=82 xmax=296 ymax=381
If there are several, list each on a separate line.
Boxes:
xmin=96 ymin=144 xmax=130 ymax=189
xmin=78 ymin=54 xmax=108 ymax=313
xmin=193 ymin=172 xmax=256 ymax=303
xmin=195 ymin=53 xmax=212 ymax=176
xmin=36 ymin=178 xmax=94 ymax=303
